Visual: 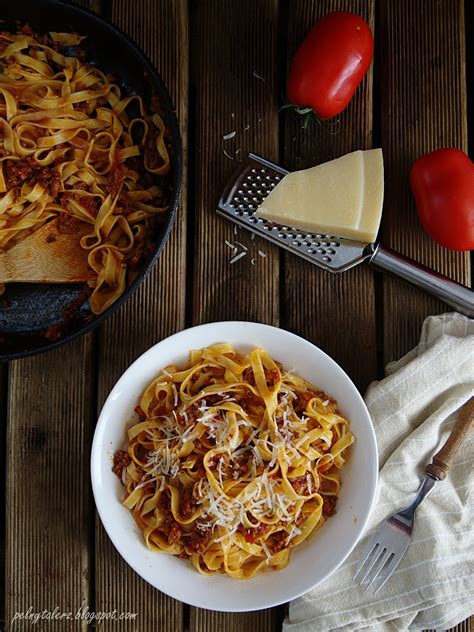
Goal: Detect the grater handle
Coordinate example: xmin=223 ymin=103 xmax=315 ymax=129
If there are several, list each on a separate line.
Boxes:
xmin=370 ymin=245 xmax=473 ymax=317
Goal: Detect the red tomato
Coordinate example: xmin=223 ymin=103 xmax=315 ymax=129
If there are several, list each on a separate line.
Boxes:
xmin=287 ymin=12 xmax=374 ymax=120
xmin=410 ymin=149 xmax=474 ymax=251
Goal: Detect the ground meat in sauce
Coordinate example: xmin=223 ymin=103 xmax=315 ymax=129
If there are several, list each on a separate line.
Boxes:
xmin=112 ymin=449 xmax=131 ymax=478
xmin=178 ymin=402 xmax=202 ymax=424
xmin=134 ymin=405 xmax=146 ymax=420
xmin=203 ymin=392 xmax=226 ymax=405
xmin=318 ymin=477 xmax=334 ymax=493
xmin=185 ymin=530 xmax=210 ymax=555
xmin=242 ymin=367 xmax=256 ymax=387
xmin=266 ymin=368 xmax=280 ymax=386
xmin=231 ymin=453 xmax=250 ymax=477
xmin=242 ymin=522 xmax=270 ymax=543
xmin=107 ymin=161 xmax=125 ymax=197
xmin=207 ymin=452 xmax=230 ymax=476
xmin=294 ymin=391 xmax=313 ymax=414
xmin=167 ymin=521 xmax=182 ymax=542
xmin=290 ymin=475 xmax=310 ymax=495
xmin=1 ymin=26 xmax=172 ymax=340
xmin=234 ymin=388 xmax=261 ymax=408
xmin=180 ymin=489 xmax=196 ymax=518
xmin=56 ymin=213 xmax=83 ymax=234
xmin=157 ymin=494 xmax=183 ymax=543
xmin=269 ymin=530 xmax=288 ymax=553
xmin=146 ymin=482 xmax=157 ymax=493
xmin=322 ymin=495 xmax=337 ymax=517
xmin=4 ymin=157 xmax=61 ymax=196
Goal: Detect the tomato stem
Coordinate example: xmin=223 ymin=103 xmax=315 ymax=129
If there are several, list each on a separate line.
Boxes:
xmin=280 ymin=103 xmax=341 ymax=134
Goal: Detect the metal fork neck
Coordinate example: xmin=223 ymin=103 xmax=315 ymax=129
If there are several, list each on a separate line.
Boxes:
xmin=399 ymin=475 xmax=436 ymax=521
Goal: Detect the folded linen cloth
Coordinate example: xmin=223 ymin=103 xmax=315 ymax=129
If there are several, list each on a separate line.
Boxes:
xmin=284 ymin=312 xmax=474 ymax=632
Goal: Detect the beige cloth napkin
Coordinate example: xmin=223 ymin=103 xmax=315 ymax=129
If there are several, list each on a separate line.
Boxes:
xmin=284 ymin=312 xmax=474 ymax=632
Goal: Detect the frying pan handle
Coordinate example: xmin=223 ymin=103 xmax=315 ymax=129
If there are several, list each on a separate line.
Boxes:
xmin=369 ymin=245 xmax=473 ymax=317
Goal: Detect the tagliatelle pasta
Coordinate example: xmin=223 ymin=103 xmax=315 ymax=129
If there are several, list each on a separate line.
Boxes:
xmin=113 ymin=344 xmax=354 ymax=579
xmin=0 ymin=27 xmax=170 ymax=313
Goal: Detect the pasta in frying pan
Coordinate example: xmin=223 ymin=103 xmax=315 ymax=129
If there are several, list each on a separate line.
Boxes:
xmin=113 ymin=344 xmax=354 ymax=579
xmin=0 ymin=27 xmax=170 ymax=313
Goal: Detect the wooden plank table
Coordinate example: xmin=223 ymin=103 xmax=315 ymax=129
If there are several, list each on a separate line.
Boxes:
xmin=1 ymin=0 xmax=472 ymax=630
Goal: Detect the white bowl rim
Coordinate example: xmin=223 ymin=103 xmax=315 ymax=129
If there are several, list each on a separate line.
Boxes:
xmin=91 ymin=321 xmax=378 ymax=612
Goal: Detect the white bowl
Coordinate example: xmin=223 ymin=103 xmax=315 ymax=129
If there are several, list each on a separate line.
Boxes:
xmin=91 ymin=321 xmax=378 ymax=611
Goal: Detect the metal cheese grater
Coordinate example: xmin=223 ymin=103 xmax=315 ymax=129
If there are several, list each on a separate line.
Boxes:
xmin=217 ymin=153 xmax=473 ymax=317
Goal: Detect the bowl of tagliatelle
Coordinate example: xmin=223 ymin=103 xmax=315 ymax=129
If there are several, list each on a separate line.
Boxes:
xmin=91 ymin=321 xmax=378 ymax=612
xmin=0 ymin=1 xmax=181 ymax=359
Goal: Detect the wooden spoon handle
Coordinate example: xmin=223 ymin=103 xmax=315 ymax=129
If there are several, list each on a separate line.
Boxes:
xmin=426 ymin=397 xmax=474 ymax=481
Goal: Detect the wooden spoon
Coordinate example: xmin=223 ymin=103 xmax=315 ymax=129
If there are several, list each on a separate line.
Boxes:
xmin=0 ymin=218 xmax=94 ymax=284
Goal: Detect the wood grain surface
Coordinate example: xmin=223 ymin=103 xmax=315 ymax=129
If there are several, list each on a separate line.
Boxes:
xmin=191 ymin=0 xmax=280 ymax=328
xmin=1 ymin=1 xmax=472 ymax=631
xmin=6 ymin=338 xmax=94 ymax=631
xmin=92 ymin=1 xmax=188 ymax=631
xmin=0 ymin=365 xmax=6 ymax=626
xmin=379 ymin=0 xmax=471 ymax=362
xmin=282 ymin=0 xmax=377 ymax=393
xmin=190 ymin=2 xmax=280 ymax=629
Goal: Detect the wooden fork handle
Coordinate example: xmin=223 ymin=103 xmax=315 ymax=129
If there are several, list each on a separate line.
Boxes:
xmin=426 ymin=397 xmax=474 ymax=481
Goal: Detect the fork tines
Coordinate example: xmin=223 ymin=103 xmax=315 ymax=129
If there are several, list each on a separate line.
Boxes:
xmin=353 ymin=526 xmax=410 ymax=594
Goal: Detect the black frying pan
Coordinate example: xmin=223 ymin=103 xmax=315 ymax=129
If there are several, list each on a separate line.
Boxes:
xmin=0 ymin=0 xmax=182 ymax=360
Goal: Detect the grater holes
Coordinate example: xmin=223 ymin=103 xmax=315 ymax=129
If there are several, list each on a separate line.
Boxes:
xmin=330 ymin=241 xmax=340 ymax=247
xmin=327 ymin=249 xmax=336 ymax=255
xmin=311 ymin=241 xmax=321 ymax=247
xmin=322 ymin=256 xmax=331 ymax=262
xmin=321 ymin=241 xmax=329 ymax=247
xmin=316 ymin=248 xmax=326 ymax=255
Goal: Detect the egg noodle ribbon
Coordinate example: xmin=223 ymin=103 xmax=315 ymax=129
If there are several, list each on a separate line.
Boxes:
xmin=117 ymin=345 xmax=354 ymax=579
xmin=0 ymin=29 xmax=170 ymax=313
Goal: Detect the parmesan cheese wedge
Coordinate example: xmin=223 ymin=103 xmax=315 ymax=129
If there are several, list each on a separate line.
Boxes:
xmin=256 ymin=149 xmax=384 ymax=243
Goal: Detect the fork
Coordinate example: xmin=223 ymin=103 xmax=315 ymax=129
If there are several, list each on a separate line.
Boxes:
xmin=353 ymin=397 xmax=474 ymax=594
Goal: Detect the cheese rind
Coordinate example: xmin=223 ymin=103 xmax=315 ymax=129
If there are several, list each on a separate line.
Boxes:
xmin=256 ymin=149 xmax=384 ymax=243
xmin=359 ymin=149 xmax=384 ymax=243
